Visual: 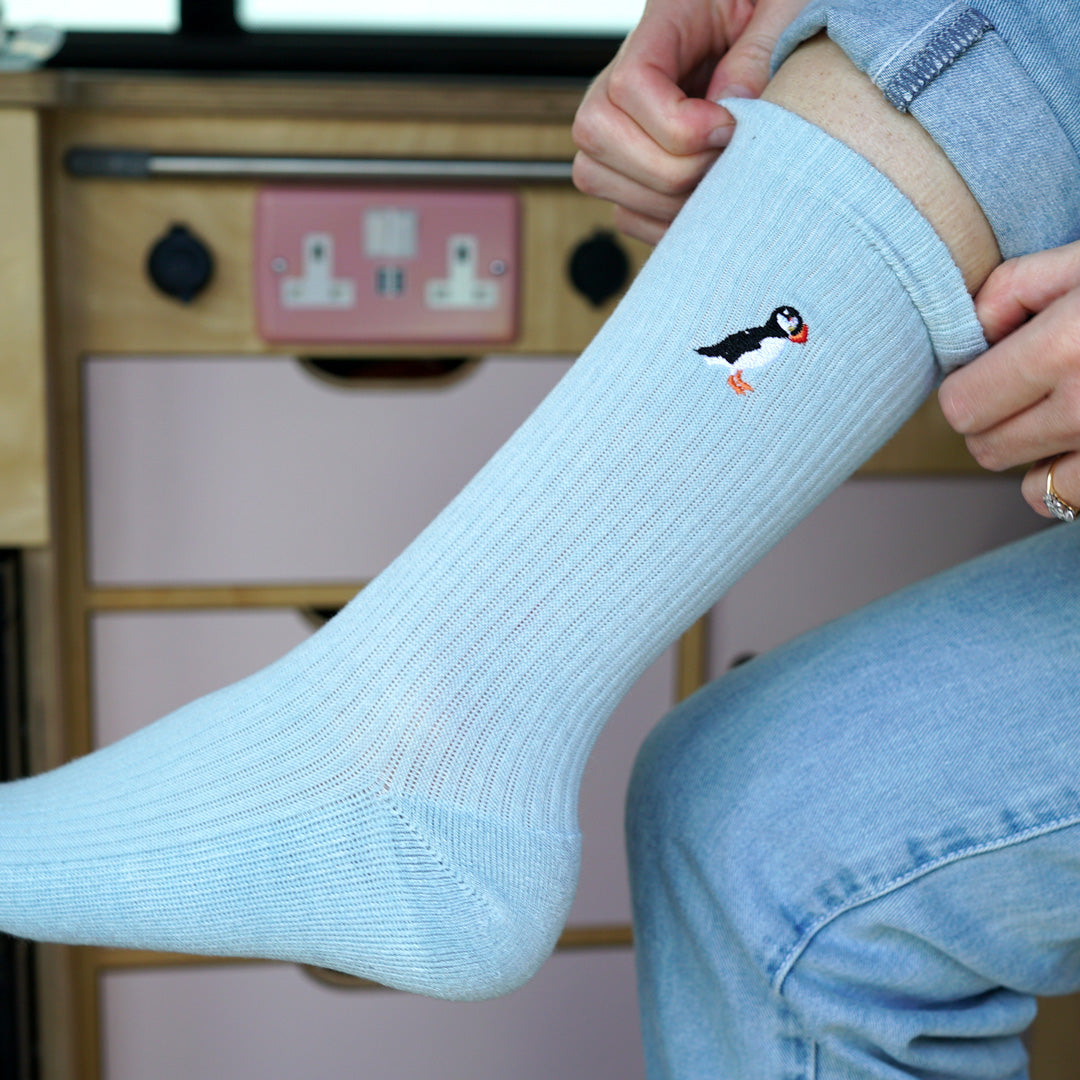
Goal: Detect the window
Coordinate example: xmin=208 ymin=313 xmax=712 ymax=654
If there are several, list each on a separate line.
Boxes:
xmin=238 ymin=0 xmax=644 ymax=36
xmin=5 ymin=0 xmax=630 ymax=76
xmin=3 ymin=0 xmax=177 ymax=31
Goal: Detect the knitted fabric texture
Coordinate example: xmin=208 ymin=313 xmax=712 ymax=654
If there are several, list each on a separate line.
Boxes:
xmin=0 ymin=100 xmax=984 ymax=999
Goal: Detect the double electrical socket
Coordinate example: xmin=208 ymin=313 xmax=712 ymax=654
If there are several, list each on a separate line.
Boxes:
xmin=255 ymin=188 xmax=519 ymax=343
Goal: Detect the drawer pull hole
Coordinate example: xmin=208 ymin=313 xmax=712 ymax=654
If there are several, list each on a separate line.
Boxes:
xmin=299 ymin=357 xmax=477 ymax=388
xmin=299 ymin=606 xmax=343 ymax=630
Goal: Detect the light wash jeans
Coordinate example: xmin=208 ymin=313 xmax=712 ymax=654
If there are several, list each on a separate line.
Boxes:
xmin=774 ymin=0 xmax=1080 ymax=259
xmin=629 ymin=526 xmax=1080 ymax=1079
xmin=629 ymin=3 xmax=1080 ymax=1076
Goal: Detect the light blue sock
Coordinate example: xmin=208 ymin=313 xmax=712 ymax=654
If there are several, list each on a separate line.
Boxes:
xmin=0 ymin=101 xmax=984 ymax=999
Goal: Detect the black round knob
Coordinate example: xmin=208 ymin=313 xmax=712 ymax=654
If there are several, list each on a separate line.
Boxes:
xmin=146 ymin=224 xmax=214 ymax=303
xmin=568 ymin=231 xmax=630 ymax=307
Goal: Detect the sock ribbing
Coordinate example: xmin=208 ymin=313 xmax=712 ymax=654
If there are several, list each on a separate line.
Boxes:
xmin=0 ymin=100 xmax=984 ymax=998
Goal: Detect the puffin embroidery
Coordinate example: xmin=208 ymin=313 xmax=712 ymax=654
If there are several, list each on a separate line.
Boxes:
xmin=695 ymin=306 xmax=808 ymax=394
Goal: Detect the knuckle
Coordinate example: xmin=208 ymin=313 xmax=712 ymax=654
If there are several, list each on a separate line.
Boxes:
xmin=652 ymin=161 xmax=697 ymax=197
xmin=732 ymin=32 xmax=777 ymax=71
xmin=967 ymin=436 xmax=1004 ymax=471
xmin=1058 ymin=374 xmax=1080 ymax=428
xmin=570 ymin=113 xmax=603 ymax=158
xmin=605 ymin=64 xmax=636 ymax=108
xmin=937 ymin=381 xmax=971 ymax=432
xmin=570 ymin=153 xmax=601 ymax=197
xmin=1042 ymin=314 xmax=1080 ymax=380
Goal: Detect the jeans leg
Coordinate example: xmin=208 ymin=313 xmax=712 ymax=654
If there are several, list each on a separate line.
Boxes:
xmin=773 ymin=0 xmax=1080 ymax=258
xmin=628 ymin=524 xmax=1080 ymax=1079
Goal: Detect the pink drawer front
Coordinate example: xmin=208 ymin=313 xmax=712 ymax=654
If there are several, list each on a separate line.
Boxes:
xmin=85 ymin=354 xmax=572 ymax=586
xmin=102 ymin=954 xmax=644 ymax=1080
xmin=710 ymin=476 xmax=1046 ymax=673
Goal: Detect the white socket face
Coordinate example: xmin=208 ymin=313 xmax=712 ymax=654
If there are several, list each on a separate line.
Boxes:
xmin=238 ymin=0 xmax=644 ymax=35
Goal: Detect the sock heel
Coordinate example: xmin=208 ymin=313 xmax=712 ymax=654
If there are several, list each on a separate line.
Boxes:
xmin=387 ymin=792 xmax=581 ymax=999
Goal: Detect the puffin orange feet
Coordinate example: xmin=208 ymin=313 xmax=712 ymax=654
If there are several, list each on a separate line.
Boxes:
xmin=728 ymin=370 xmax=754 ymax=395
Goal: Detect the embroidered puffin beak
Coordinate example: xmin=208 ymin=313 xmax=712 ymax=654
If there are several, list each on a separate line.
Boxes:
xmin=789 ymin=324 xmax=809 ymax=344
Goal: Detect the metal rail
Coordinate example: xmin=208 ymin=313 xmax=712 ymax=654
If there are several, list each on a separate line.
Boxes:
xmin=65 ymin=148 xmax=575 ymax=183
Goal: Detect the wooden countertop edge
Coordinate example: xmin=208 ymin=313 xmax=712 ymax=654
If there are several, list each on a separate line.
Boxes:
xmin=0 ymin=69 xmax=588 ymax=120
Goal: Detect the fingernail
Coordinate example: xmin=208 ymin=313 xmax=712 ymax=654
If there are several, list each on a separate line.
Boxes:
xmin=717 ymin=83 xmax=755 ymax=101
xmin=706 ymin=123 xmax=735 ymax=148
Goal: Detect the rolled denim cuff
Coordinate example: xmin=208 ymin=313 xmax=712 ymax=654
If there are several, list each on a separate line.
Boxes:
xmin=773 ymin=1 xmax=1080 ymax=259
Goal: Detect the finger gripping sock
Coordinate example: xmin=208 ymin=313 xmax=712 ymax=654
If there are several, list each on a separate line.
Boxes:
xmin=0 ymin=100 xmax=985 ymax=999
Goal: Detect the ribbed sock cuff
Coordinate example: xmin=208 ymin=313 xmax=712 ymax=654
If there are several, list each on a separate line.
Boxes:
xmin=721 ymin=98 xmax=986 ymax=373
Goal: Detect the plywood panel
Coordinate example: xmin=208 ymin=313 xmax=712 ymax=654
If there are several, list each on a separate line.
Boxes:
xmin=55 ymin=183 xmax=640 ymax=356
xmin=0 ymin=109 xmax=49 ymax=544
xmin=0 ymin=70 xmax=588 ymax=122
xmin=1029 ymin=993 xmax=1080 ymax=1080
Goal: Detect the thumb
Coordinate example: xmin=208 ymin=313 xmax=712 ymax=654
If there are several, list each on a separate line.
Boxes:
xmin=707 ymin=0 xmax=811 ymax=100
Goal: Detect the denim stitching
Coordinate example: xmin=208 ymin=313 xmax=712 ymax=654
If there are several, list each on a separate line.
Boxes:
xmin=869 ymin=1 xmax=964 ymax=83
xmin=882 ymin=7 xmax=994 ymax=111
xmin=770 ymin=811 xmax=1080 ymax=993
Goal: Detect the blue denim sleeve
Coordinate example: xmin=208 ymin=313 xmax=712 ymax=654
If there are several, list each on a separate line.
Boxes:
xmin=773 ymin=0 xmax=1080 ymax=258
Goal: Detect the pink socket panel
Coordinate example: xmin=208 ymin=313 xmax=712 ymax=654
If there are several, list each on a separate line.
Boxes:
xmin=255 ymin=187 xmax=520 ymax=344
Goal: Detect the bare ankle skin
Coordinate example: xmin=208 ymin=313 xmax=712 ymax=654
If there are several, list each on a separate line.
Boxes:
xmin=762 ymin=34 xmax=1001 ymax=294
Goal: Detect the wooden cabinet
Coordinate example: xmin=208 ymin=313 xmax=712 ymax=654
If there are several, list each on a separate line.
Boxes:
xmin=0 ymin=109 xmax=49 ymax=547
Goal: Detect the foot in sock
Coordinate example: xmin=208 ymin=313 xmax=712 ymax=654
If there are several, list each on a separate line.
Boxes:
xmin=0 ymin=100 xmax=985 ymax=999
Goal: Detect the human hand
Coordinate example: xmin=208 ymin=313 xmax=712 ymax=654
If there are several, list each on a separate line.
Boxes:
xmin=938 ymin=239 xmax=1080 ymax=519
xmin=571 ymin=0 xmax=810 ymax=244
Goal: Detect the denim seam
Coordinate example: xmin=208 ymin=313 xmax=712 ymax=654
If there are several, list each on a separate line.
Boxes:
xmin=770 ymin=812 xmax=1080 ymax=994
xmin=869 ymin=0 xmax=965 ymax=83
xmin=880 ymin=7 xmax=994 ymax=112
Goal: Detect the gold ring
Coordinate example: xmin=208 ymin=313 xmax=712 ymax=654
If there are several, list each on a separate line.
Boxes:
xmin=1044 ymin=456 xmax=1079 ymax=523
